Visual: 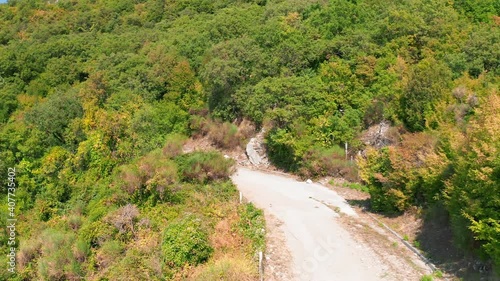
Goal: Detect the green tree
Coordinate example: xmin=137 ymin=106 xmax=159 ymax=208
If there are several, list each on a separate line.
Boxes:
xmin=25 ymin=91 xmax=83 ymax=145
xmin=399 ymin=57 xmax=452 ymax=131
xmin=445 ymin=93 xmax=500 ymax=265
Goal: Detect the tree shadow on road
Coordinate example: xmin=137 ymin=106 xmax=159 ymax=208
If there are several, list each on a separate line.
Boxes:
xmin=416 ymin=203 xmax=498 ymax=281
xmin=346 ymin=198 xmax=370 ymax=209
xmin=346 ymin=198 xmax=403 ymax=219
xmin=346 ymin=198 xmax=499 ymax=280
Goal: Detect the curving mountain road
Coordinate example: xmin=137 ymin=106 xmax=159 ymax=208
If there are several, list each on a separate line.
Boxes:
xmin=231 ymin=167 xmax=406 ymax=281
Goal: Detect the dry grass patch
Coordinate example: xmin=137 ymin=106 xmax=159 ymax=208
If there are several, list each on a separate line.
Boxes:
xmin=209 ymin=213 xmax=245 ymax=256
xmin=187 ymin=255 xmax=258 ymax=281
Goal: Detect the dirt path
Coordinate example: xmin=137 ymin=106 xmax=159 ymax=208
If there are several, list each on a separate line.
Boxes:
xmin=231 ymin=167 xmax=430 ymax=281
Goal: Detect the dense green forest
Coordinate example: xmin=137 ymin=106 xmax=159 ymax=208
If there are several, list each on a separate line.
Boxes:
xmin=0 ymin=0 xmax=498 ymax=279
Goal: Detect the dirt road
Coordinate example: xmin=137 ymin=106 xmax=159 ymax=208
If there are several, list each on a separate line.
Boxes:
xmin=231 ymin=167 xmax=423 ymax=281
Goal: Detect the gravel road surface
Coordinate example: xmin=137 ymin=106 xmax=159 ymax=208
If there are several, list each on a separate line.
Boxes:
xmin=231 ymin=167 xmax=399 ymax=281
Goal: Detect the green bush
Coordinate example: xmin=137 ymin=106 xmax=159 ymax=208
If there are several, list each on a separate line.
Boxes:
xmin=78 ymin=220 xmax=116 ymax=248
xmin=443 ymin=94 xmax=500 ymax=266
xmin=265 ymin=128 xmax=299 ymax=171
xmin=175 ymin=151 xmax=235 ymax=183
xmin=162 ymin=215 xmax=213 ymax=268
xmin=420 ymin=275 xmax=433 ymax=281
xmin=341 ymin=182 xmax=370 ymax=193
xmin=162 ymin=134 xmax=187 ymax=159
xmin=238 ymin=203 xmax=266 ymax=253
xmin=96 ymin=240 xmax=125 ymax=270
xmin=370 ymin=187 xmax=409 ymax=214
xmin=24 ymin=91 xmax=83 ymax=145
xmin=130 ymin=101 xmax=189 ymax=153
xmin=298 ymin=145 xmax=354 ymax=179
xmin=37 ymin=229 xmax=82 ymax=280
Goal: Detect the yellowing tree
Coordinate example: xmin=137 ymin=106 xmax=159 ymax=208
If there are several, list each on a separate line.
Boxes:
xmin=445 ymin=91 xmax=500 ymax=265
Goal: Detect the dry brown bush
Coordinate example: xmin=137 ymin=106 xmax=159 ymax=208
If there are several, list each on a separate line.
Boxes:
xmin=138 ymin=153 xmax=158 ymax=179
xmin=209 ymin=213 xmax=243 ymax=254
xmin=190 ymin=116 xmax=256 ymax=150
xmin=208 ymin=121 xmax=240 ymax=149
xmin=105 ymin=204 xmax=140 ymax=234
xmin=68 ymin=214 xmax=83 ymax=231
xmin=162 ymin=134 xmax=187 ymax=158
xmin=237 ymin=119 xmax=256 ymax=140
xmin=18 ymin=239 xmax=41 ymax=269
xmin=145 ymin=161 xmax=178 ymax=197
xmin=120 ymin=165 xmax=142 ymax=195
xmin=187 ymin=255 xmax=257 ymax=281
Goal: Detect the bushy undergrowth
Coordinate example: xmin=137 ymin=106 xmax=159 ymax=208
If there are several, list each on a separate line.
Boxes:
xmin=175 ymin=151 xmax=235 ymax=183
xmin=266 ymin=129 xmax=357 ymax=180
xmin=1 ymin=0 xmax=498 ymax=277
xmin=358 ymin=133 xmax=445 ymax=214
xmin=238 ymin=203 xmax=266 ymax=253
xmin=190 ymin=116 xmax=256 ymax=150
xmin=162 ymin=215 xmax=213 ymax=268
xmin=299 ymin=145 xmax=357 ymax=180
xmin=340 ymin=182 xmax=370 ymax=193
xmin=188 ymin=255 xmax=257 ymax=281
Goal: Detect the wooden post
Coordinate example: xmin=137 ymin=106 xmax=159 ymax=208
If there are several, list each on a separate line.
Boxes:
xmin=259 ymin=251 xmax=263 ymax=281
xmin=345 ymin=142 xmax=348 ymax=160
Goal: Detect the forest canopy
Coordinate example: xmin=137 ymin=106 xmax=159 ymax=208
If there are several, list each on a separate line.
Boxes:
xmin=0 ymin=0 xmax=498 ymax=279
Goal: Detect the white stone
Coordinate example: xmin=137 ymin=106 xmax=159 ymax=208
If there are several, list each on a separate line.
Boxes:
xmin=246 ymin=138 xmax=263 ymax=165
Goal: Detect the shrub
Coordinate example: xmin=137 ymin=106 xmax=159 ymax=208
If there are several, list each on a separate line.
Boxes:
xmin=68 ymin=214 xmax=83 ymax=231
xmin=265 ymin=128 xmax=300 ymax=171
xmin=78 ymin=220 xmax=116 ymax=247
xmin=119 ymin=164 xmax=143 ymax=195
xmin=370 ymin=187 xmax=409 ymax=214
xmin=162 ymin=215 xmax=213 ymax=268
xmin=175 ymin=151 xmax=235 ymax=183
xmin=420 ymin=275 xmax=433 ymax=281
xmin=190 ymin=117 xmax=255 ymax=150
xmin=73 ymin=239 xmax=90 ymax=263
xmin=341 ymin=182 xmax=370 ymax=193
xmin=189 ymin=255 xmax=257 ymax=281
xmin=130 ymin=102 xmax=189 ymax=153
xmin=117 ymin=151 xmax=180 ymax=202
xmin=298 ymin=145 xmax=355 ymax=179
xmin=105 ymin=204 xmax=140 ymax=235
xmin=162 ymin=134 xmax=187 ymax=158
xmin=18 ymin=239 xmax=42 ymax=269
xmin=189 ymin=115 xmax=211 ymax=138
xmin=96 ymin=240 xmax=125 ymax=270
xmin=144 ymin=161 xmax=179 ymax=202
xmin=103 ymin=248 xmax=164 ymax=281
xmin=238 ymin=203 xmax=266 ymax=253
xmin=24 ymin=92 xmax=83 ymax=145
xmin=238 ymin=119 xmax=256 ymax=140
xmin=37 ymin=229 xmax=81 ymax=280
xmin=357 ymin=133 xmax=446 ymax=213
xmin=444 ymin=93 xmax=500 ymax=266
xmin=208 ymin=121 xmax=241 ymax=149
